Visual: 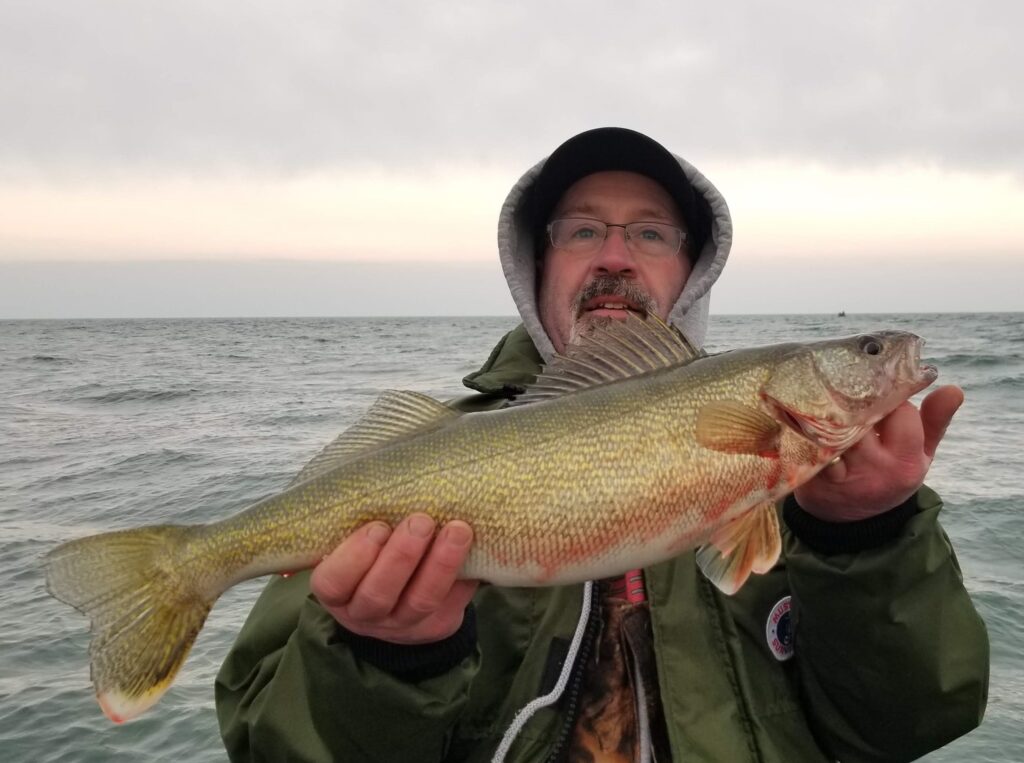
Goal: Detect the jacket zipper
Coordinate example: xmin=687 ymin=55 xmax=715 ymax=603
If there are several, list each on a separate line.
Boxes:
xmin=544 ymin=582 xmax=603 ymax=763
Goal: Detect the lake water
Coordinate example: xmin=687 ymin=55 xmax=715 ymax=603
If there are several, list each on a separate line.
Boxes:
xmin=2 ymin=313 xmax=1021 ymax=762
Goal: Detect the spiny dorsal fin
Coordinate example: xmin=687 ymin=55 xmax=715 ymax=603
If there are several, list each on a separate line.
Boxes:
xmin=288 ymin=390 xmax=460 ymax=487
xmin=695 ymin=401 xmax=782 ymax=457
xmin=511 ymin=312 xmax=705 ymax=406
xmin=696 ymin=502 xmax=782 ymax=595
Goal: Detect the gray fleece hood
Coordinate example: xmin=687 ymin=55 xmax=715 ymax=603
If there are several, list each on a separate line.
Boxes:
xmin=497 ymin=130 xmax=733 ymax=361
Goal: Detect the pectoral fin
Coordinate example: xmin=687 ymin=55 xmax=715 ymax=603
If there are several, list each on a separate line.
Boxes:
xmin=695 ymin=401 xmax=781 ymax=457
xmin=696 ymin=502 xmax=782 ymax=595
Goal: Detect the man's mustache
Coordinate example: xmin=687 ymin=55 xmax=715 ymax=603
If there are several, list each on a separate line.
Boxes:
xmin=571 ymin=275 xmax=657 ymax=318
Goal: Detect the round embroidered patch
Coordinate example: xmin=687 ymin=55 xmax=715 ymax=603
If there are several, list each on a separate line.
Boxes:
xmin=766 ymin=596 xmax=794 ymax=661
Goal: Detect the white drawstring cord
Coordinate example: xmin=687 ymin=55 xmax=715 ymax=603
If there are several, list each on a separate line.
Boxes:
xmin=491 ymin=580 xmax=594 ymax=763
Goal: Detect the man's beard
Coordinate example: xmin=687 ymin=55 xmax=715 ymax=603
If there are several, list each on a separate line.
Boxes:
xmin=567 ymin=275 xmax=658 ymax=347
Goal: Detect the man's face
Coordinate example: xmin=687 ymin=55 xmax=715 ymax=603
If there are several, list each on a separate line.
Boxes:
xmin=538 ymin=171 xmax=692 ymax=353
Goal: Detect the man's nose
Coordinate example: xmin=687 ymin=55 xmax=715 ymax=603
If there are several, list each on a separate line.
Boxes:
xmin=592 ymin=227 xmax=636 ymax=275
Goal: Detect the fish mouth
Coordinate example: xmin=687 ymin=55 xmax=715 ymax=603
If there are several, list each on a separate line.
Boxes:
xmin=905 ymin=335 xmax=939 ymax=394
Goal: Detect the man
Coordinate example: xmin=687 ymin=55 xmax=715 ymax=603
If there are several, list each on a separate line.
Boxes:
xmin=216 ymin=128 xmax=989 ymax=762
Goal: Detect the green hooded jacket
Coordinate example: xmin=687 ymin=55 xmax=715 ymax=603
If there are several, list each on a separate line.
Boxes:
xmin=215 ymin=324 xmax=988 ymax=763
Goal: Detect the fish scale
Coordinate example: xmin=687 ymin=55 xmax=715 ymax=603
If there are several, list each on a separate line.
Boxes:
xmin=44 ymin=313 xmax=936 ymax=722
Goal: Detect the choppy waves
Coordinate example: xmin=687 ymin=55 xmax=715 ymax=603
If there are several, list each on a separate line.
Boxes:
xmin=78 ymin=387 xmax=201 ymax=404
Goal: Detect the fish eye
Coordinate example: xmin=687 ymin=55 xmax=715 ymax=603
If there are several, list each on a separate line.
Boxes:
xmin=858 ymin=336 xmax=883 ymax=356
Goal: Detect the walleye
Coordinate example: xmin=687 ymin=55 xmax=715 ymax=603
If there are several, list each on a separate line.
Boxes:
xmin=44 ymin=314 xmax=937 ymax=722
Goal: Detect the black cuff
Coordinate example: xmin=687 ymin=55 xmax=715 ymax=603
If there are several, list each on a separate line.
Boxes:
xmin=329 ymin=605 xmax=477 ymax=683
xmin=783 ymin=494 xmax=919 ymax=555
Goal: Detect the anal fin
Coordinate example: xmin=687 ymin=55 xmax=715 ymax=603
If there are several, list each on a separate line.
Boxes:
xmin=696 ymin=502 xmax=781 ymax=595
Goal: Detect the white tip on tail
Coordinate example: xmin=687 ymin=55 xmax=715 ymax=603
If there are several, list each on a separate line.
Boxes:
xmin=98 ymin=686 xmax=166 ymax=725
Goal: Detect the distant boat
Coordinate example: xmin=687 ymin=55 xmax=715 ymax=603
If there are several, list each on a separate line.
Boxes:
xmin=838 ymin=311 xmax=846 ymax=317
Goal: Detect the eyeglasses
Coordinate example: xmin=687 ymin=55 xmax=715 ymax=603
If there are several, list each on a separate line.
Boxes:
xmin=546 ymin=217 xmax=687 ymax=258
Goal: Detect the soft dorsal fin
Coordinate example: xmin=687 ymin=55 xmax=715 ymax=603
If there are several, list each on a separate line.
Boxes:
xmin=511 ymin=312 xmax=704 ymax=406
xmin=288 ymin=390 xmax=460 ymax=487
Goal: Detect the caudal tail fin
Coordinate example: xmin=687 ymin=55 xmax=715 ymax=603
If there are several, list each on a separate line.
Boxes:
xmin=44 ymin=525 xmax=213 ymax=723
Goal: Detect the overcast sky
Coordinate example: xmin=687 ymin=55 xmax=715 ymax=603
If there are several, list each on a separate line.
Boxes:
xmin=2 ymin=1 xmax=1022 ymax=317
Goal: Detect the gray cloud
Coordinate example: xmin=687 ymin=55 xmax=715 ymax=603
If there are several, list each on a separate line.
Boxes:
xmin=2 ymin=1 xmax=1022 ymax=177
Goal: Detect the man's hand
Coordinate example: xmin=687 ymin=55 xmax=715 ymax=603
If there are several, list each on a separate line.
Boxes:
xmin=310 ymin=514 xmax=479 ymax=645
xmin=793 ymin=385 xmax=964 ymax=523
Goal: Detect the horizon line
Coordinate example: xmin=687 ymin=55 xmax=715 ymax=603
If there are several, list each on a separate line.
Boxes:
xmin=3 ymin=310 xmax=1022 ymax=322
